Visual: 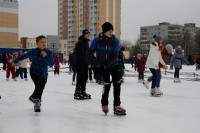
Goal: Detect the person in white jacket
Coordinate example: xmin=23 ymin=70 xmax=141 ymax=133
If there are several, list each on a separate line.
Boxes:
xmin=17 ymin=51 xmax=31 ymax=81
xmin=146 ymin=35 xmax=168 ymax=97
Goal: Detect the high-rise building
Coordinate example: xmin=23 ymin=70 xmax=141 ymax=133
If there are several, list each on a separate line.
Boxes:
xmin=58 ymin=0 xmax=121 ymax=52
xmin=0 ymin=0 xmax=18 ymax=48
xmin=140 ymin=22 xmax=200 ymax=50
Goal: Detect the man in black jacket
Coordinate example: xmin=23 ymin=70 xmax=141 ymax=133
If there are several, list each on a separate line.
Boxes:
xmin=88 ymin=22 xmax=126 ymax=115
xmin=2 ymin=51 xmax=7 ymax=71
xmin=74 ymin=29 xmax=91 ymax=99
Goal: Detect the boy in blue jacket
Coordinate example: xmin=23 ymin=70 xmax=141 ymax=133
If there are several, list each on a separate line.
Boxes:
xmin=14 ymin=35 xmax=54 ymax=112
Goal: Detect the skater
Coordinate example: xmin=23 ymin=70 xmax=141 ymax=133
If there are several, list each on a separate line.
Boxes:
xmin=135 ymin=53 xmax=145 ymax=83
xmin=171 ymin=46 xmax=187 ymax=83
xmin=88 ymin=22 xmax=126 ymax=115
xmin=195 ymin=52 xmax=200 ymax=70
xmin=6 ymin=53 xmax=17 ymax=81
xmin=14 ymin=35 xmax=54 ymax=112
xmin=118 ymin=46 xmax=125 ymax=83
xmin=16 ymin=51 xmax=30 ymax=80
xmin=68 ymin=51 xmax=73 ymax=73
xmin=72 ymin=48 xmax=77 ymax=86
xmin=130 ymin=56 xmax=136 ymax=68
xmin=54 ymin=53 xmax=62 ymax=75
xmin=144 ymin=44 xmax=173 ymax=95
xmin=74 ymin=29 xmax=91 ymax=100
xmin=146 ymin=35 xmax=168 ymax=97
xmin=2 ymin=51 xmax=7 ymax=71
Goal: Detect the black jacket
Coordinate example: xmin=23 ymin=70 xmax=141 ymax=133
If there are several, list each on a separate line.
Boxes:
xmin=75 ymin=35 xmax=89 ymax=65
xmin=88 ymin=33 xmax=120 ymax=69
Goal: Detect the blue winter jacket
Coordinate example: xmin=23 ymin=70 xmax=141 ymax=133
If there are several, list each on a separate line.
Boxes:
xmin=14 ymin=48 xmax=54 ymax=79
xmin=88 ymin=33 xmax=119 ymax=69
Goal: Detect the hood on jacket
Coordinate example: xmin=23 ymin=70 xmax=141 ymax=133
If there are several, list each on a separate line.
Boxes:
xmin=176 ymin=49 xmax=183 ymax=54
xmin=78 ymin=35 xmax=90 ymax=42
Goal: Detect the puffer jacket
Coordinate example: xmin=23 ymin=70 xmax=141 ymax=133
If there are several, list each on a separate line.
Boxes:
xmin=88 ymin=33 xmax=119 ymax=69
xmin=146 ymin=42 xmax=166 ymax=69
xmin=171 ymin=49 xmax=186 ymax=69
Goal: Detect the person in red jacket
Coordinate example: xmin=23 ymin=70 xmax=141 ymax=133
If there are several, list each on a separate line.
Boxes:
xmin=54 ymin=53 xmax=62 ymax=75
xmin=143 ymin=44 xmax=173 ymax=95
xmin=135 ymin=53 xmax=146 ymax=83
xmin=6 ymin=52 xmax=18 ymax=81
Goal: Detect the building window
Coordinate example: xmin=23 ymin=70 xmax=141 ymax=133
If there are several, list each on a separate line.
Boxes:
xmin=64 ymin=44 xmax=66 ymax=48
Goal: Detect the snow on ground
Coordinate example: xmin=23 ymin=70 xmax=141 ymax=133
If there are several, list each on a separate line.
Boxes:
xmin=0 ymin=64 xmax=200 ymax=133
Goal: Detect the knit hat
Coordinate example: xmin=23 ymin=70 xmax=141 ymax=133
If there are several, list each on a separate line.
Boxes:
xmin=120 ymin=46 xmax=125 ymax=51
xmin=102 ymin=22 xmax=114 ymax=33
xmin=82 ymin=29 xmax=90 ymax=36
xmin=153 ymin=35 xmax=162 ymax=42
xmin=165 ymin=44 xmax=173 ymax=51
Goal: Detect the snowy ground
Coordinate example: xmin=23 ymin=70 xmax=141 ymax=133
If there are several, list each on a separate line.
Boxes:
xmin=0 ymin=64 xmax=200 ymax=133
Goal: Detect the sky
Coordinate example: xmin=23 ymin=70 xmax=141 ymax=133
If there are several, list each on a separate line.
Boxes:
xmin=18 ymin=0 xmax=200 ymax=43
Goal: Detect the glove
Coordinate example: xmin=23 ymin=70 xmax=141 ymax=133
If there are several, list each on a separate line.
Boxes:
xmin=162 ymin=65 xmax=168 ymax=70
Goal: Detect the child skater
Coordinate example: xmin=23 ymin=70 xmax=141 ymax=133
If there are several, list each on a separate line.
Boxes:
xmin=145 ymin=35 xmax=168 ymax=97
xmin=54 ymin=53 xmax=62 ymax=75
xmin=135 ymin=53 xmax=145 ymax=83
xmin=14 ymin=35 xmax=54 ymax=112
xmin=144 ymin=44 xmax=173 ymax=96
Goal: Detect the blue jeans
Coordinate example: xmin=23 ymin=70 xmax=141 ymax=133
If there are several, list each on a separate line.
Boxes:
xmin=147 ymin=72 xmax=161 ymax=88
xmin=149 ymin=68 xmax=158 ymax=89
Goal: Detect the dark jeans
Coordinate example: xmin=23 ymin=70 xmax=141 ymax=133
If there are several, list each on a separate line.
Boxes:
xmin=16 ymin=67 xmax=27 ymax=79
xmin=72 ymin=67 xmax=77 ymax=82
xmin=54 ymin=67 xmax=60 ymax=75
xmin=3 ymin=62 xmax=7 ymax=70
xmin=88 ymin=68 xmax=93 ymax=80
xmin=138 ymin=72 xmax=144 ymax=80
xmin=101 ymin=65 xmax=121 ymax=106
xmin=76 ymin=64 xmax=88 ymax=89
xmin=149 ymin=68 xmax=157 ymax=89
xmin=174 ymin=68 xmax=180 ymax=78
xmin=30 ymin=73 xmax=47 ymax=100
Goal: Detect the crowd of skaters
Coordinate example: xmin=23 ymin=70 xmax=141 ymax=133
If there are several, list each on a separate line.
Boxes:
xmin=1 ymin=21 xmax=200 ymax=115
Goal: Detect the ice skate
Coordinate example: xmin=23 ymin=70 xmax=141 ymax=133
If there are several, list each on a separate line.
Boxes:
xmin=29 ymin=96 xmax=41 ymax=104
xmin=113 ymin=106 xmax=126 ymax=115
xmin=174 ymin=78 xmax=178 ymax=83
xmin=13 ymin=78 xmax=17 ymax=81
xmin=6 ymin=78 xmax=9 ymax=81
xmin=74 ymin=90 xmax=83 ymax=100
xmin=72 ymin=82 xmax=76 ymax=86
xmin=151 ymin=88 xmax=161 ymax=97
xmin=102 ymin=105 xmax=109 ymax=115
xmin=81 ymin=90 xmax=91 ymax=99
xmin=34 ymin=100 xmax=41 ymax=112
xmin=25 ymin=78 xmax=28 ymax=81
xmin=156 ymin=87 xmax=163 ymax=95
xmin=90 ymin=80 xmax=93 ymax=83
xmin=143 ymin=81 xmax=149 ymax=89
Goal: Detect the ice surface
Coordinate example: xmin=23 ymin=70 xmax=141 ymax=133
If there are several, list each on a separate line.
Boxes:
xmin=0 ymin=64 xmax=200 ymax=133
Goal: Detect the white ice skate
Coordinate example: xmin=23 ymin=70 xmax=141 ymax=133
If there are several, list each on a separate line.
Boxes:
xmin=174 ymin=78 xmax=178 ymax=83
xmin=6 ymin=78 xmax=9 ymax=81
xmin=177 ymin=78 xmax=181 ymax=83
xmin=72 ymin=82 xmax=76 ymax=86
xmin=143 ymin=81 xmax=149 ymax=89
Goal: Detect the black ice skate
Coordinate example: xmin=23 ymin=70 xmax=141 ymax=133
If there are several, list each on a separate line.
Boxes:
xmin=81 ymin=90 xmax=91 ymax=99
xmin=34 ymin=100 xmax=41 ymax=112
xmin=102 ymin=105 xmax=109 ymax=115
xmin=74 ymin=90 xmax=84 ymax=100
xmin=29 ymin=96 xmax=40 ymax=104
xmin=113 ymin=106 xmax=126 ymax=115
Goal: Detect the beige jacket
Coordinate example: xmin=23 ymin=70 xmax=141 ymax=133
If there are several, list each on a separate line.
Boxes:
xmin=19 ymin=58 xmax=31 ymax=68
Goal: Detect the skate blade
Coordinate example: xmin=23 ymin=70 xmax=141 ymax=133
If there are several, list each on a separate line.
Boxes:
xmin=114 ymin=111 xmax=126 ymax=115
